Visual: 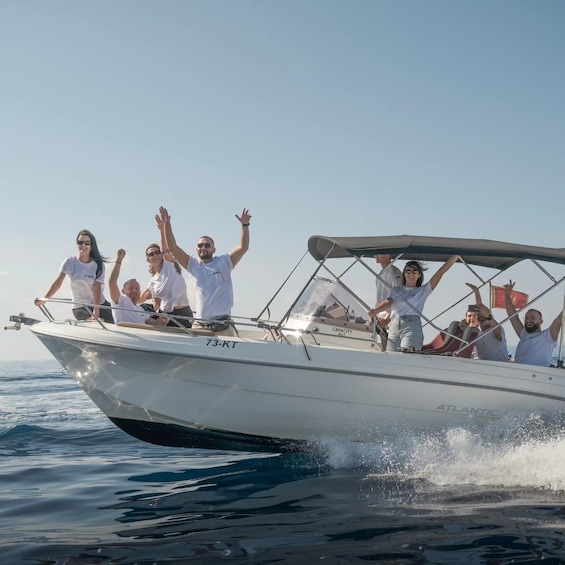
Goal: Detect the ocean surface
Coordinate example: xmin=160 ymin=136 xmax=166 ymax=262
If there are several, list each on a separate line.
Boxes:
xmin=2 ymin=359 xmax=565 ymax=564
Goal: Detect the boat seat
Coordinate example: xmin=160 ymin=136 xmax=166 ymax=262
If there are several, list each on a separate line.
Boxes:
xmin=454 ymin=326 xmax=480 ymax=358
xmin=116 ymin=321 xmax=215 ymax=336
xmin=421 ymin=320 xmax=463 ymax=355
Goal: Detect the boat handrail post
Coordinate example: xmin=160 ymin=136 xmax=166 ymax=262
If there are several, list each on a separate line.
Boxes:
xmin=557 ymin=284 xmax=565 ymax=367
xmin=254 ymin=249 xmax=309 ymax=322
xmin=38 ymin=303 xmax=55 ymax=322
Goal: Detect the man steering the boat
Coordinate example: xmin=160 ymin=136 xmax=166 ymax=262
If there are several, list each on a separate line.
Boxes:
xmin=504 ymin=280 xmax=563 ymax=366
xmin=157 ymin=206 xmax=251 ymax=330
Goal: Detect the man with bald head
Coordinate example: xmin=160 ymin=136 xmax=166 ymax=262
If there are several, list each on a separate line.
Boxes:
xmin=505 ymin=280 xmax=563 ymax=366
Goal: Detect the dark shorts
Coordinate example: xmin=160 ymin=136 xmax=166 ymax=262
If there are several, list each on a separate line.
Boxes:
xmin=197 ymin=315 xmax=233 ymax=333
xmin=164 ymin=305 xmax=194 ymax=328
xmin=73 ymin=300 xmax=114 ymax=324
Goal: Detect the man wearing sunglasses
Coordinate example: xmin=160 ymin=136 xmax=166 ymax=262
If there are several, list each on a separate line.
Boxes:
xmin=157 ymin=206 xmax=252 ymax=328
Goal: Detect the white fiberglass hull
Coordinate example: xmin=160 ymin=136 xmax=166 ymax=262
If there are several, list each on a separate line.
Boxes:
xmin=30 ymin=321 xmax=565 ymax=451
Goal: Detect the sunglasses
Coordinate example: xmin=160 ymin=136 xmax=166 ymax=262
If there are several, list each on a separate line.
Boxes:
xmin=77 ymin=240 xmax=91 ymax=246
xmin=146 ymin=250 xmax=161 ymax=257
xmin=197 ymin=243 xmax=211 ymax=249
xmin=404 ymin=268 xmax=420 ymax=274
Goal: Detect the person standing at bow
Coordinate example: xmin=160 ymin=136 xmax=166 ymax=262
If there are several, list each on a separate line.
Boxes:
xmin=35 ymin=229 xmax=114 ymax=323
xmin=157 ymin=206 xmax=251 ymax=326
xmin=369 ymin=255 xmax=460 ymax=352
xmin=145 ymin=241 xmax=193 ymax=328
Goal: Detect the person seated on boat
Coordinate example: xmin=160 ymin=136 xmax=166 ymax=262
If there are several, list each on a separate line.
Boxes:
xmin=34 ymin=229 xmax=114 ymax=323
xmin=156 ymin=206 xmax=251 ymax=330
xmin=464 ymin=283 xmax=508 ymax=362
xmin=457 ymin=303 xmax=480 ymax=333
xmin=108 ymin=249 xmax=169 ymax=326
xmin=145 ymin=242 xmax=194 ymax=328
xmin=504 ymin=280 xmax=562 ymax=366
xmin=369 ymin=255 xmax=460 ymax=352
xmin=373 ymin=254 xmax=402 ymax=347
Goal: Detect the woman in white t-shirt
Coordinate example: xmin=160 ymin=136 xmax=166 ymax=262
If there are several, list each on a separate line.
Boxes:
xmin=370 ymin=255 xmax=460 ymax=352
xmin=145 ymin=243 xmax=193 ymax=328
xmin=35 ymin=229 xmax=114 ymax=323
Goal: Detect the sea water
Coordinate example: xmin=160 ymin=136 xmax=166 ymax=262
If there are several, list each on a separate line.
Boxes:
xmin=2 ymin=358 xmax=565 ymax=564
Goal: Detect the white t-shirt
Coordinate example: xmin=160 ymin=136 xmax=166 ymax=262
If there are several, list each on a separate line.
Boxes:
xmin=60 ymin=256 xmax=106 ymax=305
xmin=475 ymin=326 xmax=508 ymax=362
xmin=388 ymin=283 xmax=433 ymax=319
xmin=375 ymin=264 xmax=402 ymax=318
xmin=147 ymin=260 xmax=189 ymax=313
xmin=188 ymin=254 xmax=234 ymax=320
xmin=515 ymin=328 xmax=556 ymax=367
xmin=112 ymin=294 xmax=149 ymax=324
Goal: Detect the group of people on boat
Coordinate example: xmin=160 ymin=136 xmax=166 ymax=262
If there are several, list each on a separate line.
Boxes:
xmin=368 ymin=255 xmax=563 ymax=367
xmin=34 ymin=206 xmax=252 ymax=330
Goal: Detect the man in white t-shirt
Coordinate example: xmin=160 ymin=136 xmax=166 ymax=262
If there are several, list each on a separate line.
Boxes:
xmin=374 ymin=255 xmax=402 ymax=326
xmin=373 ymin=255 xmax=402 ymax=348
xmin=464 ymin=282 xmax=508 ymax=361
xmin=109 ymin=249 xmax=169 ymax=326
xmin=158 ymin=206 xmax=251 ymax=325
xmin=505 ymin=280 xmax=563 ymax=366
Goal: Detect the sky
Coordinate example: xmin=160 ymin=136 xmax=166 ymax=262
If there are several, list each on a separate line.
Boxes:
xmin=1 ymin=0 xmax=564 ymax=361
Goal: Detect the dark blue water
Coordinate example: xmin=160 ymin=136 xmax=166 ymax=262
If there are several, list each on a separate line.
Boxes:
xmin=2 ymin=359 xmax=565 ymax=564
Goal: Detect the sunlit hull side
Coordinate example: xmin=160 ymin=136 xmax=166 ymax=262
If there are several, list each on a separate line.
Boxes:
xmin=30 ymin=322 xmax=565 ymax=452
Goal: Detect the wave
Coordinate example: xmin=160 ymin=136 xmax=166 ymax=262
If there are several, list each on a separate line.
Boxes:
xmin=0 ymin=423 xmax=127 ymax=449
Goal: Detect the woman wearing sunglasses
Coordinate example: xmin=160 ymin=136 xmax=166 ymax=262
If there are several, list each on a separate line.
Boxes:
xmin=145 ymin=241 xmax=193 ymax=328
xmin=34 ymin=229 xmax=114 ymax=323
xmin=369 ymin=255 xmax=460 ymax=352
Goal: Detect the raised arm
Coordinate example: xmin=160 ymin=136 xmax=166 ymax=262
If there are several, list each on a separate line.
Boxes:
xmin=429 ymin=255 xmax=460 ymax=290
xmin=229 ymin=208 xmax=251 ymax=268
xmin=109 ymin=249 xmax=125 ymax=304
xmin=158 ymin=207 xmax=190 ymax=270
xmin=34 ymin=272 xmax=66 ymax=306
xmin=155 ymin=214 xmax=174 ymax=264
xmin=549 ymin=310 xmax=564 ymax=342
xmin=476 ymin=303 xmax=503 ymax=341
xmin=465 ymin=282 xmax=483 ymax=304
xmin=504 ymin=280 xmax=524 ymax=337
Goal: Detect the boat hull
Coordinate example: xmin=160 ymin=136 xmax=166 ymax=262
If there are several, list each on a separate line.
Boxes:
xmin=30 ymin=322 xmax=565 ymax=451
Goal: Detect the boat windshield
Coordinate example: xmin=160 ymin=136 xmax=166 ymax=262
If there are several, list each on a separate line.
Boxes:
xmin=290 ymin=276 xmax=369 ymax=325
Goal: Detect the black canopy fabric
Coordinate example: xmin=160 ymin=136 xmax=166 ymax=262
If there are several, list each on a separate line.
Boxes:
xmin=307 ymin=235 xmax=565 ymax=271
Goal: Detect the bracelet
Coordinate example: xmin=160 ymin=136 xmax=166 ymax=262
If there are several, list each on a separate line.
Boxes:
xmin=242 ymin=223 xmax=250 ymax=227
xmin=115 ymin=261 xmax=122 ymax=265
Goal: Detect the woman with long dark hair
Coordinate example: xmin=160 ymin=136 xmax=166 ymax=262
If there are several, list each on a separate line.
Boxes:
xmin=35 ymin=229 xmax=114 ymax=323
xmin=370 ymin=255 xmax=460 ymax=352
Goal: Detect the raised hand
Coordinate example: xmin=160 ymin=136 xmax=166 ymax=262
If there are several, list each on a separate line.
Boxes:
xmin=116 ymin=249 xmax=126 ymax=263
xmin=504 ymin=280 xmax=515 ymax=296
xmin=155 ymin=214 xmax=165 ymax=232
xmin=159 ymin=206 xmax=171 ymax=225
xmin=235 ymin=208 xmax=251 ymax=225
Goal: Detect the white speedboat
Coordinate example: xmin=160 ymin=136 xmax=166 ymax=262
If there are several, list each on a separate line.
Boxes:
xmin=7 ymin=235 xmax=565 ymax=452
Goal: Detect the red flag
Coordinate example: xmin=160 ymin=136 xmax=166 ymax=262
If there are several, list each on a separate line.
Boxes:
xmin=491 ymin=286 xmax=529 ymax=309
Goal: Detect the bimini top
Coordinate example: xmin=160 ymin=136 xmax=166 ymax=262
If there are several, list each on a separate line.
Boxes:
xmin=307 ymin=235 xmax=565 ymax=271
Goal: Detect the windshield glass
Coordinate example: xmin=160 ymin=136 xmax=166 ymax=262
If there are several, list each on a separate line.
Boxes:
xmin=290 ymin=276 xmax=369 ymax=324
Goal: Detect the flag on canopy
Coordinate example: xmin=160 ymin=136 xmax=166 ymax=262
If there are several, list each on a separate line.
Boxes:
xmin=491 ymin=286 xmax=529 ymax=309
